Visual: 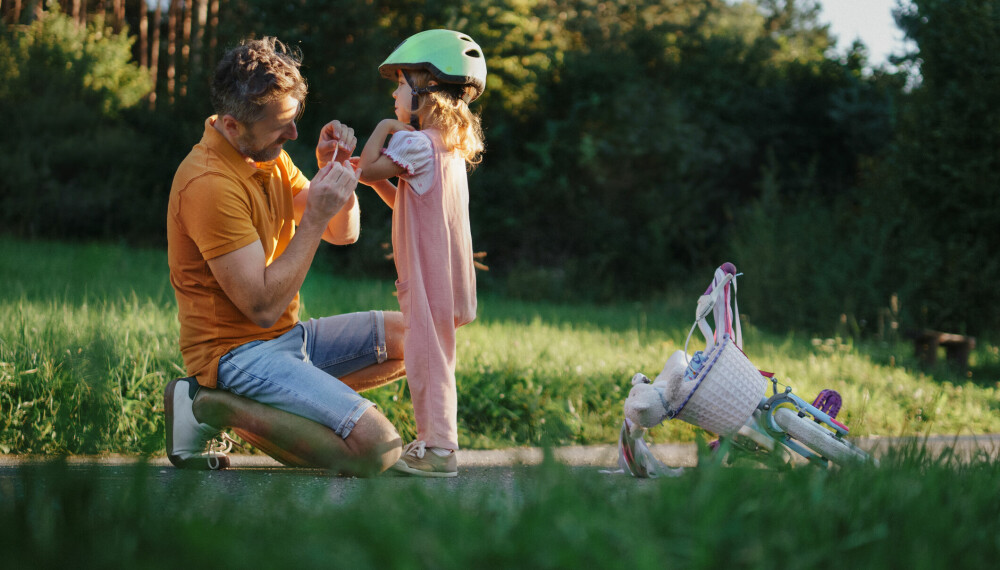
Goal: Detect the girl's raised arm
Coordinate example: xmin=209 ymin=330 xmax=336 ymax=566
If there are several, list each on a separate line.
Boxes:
xmin=359 ymin=119 xmax=412 ymax=182
xmin=359 ymin=119 xmax=414 ymax=207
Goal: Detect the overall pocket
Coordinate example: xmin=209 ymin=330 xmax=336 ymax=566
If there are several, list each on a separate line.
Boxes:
xmin=395 ymin=279 xmax=411 ymax=328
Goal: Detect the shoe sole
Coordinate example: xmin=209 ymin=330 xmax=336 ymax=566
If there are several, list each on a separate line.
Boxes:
xmin=164 ymin=378 xmax=230 ymax=470
xmin=164 ymin=379 xmax=181 ymax=468
xmin=391 ymin=461 xmax=457 ymax=478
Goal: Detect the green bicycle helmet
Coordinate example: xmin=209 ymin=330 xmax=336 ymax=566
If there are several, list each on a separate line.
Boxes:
xmin=379 ymin=29 xmax=487 ymax=128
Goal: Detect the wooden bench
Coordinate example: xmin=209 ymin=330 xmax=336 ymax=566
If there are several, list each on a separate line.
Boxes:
xmin=908 ymin=329 xmax=976 ymax=370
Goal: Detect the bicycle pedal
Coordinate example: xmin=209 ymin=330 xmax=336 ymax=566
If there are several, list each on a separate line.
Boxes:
xmin=812 ymin=389 xmax=842 ymax=419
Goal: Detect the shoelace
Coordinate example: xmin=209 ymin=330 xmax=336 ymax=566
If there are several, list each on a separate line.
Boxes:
xmin=401 ymin=440 xmax=427 ymax=459
xmin=204 ymin=433 xmax=243 ymax=469
xmin=208 ymin=432 xmax=243 ymax=454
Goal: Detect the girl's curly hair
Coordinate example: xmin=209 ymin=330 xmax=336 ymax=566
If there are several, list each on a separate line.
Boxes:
xmin=407 ymin=70 xmax=485 ymax=170
xmin=211 ymin=37 xmax=308 ymax=124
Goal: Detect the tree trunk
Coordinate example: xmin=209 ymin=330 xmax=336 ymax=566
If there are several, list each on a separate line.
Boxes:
xmin=190 ymin=0 xmax=209 ymax=84
xmin=149 ymin=2 xmax=162 ymax=109
xmin=12 ymin=0 xmax=23 ymax=26
xmin=113 ymin=0 xmax=125 ymax=32
xmin=167 ymin=0 xmax=178 ymax=104
xmin=0 ymin=0 xmax=10 ymax=26
xmin=180 ymin=0 xmax=192 ymax=97
xmin=208 ymin=0 xmax=220 ymax=72
xmin=138 ymin=0 xmax=149 ymax=69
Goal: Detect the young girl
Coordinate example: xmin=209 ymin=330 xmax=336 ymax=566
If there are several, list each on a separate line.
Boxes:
xmin=358 ymin=29 xmax=487 ymax=477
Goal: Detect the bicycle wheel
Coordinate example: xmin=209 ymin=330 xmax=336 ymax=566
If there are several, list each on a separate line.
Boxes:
xmin=773 ymin=407 xmax=869 ymax=465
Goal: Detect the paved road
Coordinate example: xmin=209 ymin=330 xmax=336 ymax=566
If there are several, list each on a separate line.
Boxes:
xmin=0 ymin=453 xmax=587 ymax=507
xmin=2 ymin=435 xmax=997 ymax=514
xmin=4 ymin=434 xmax=998 ymax=469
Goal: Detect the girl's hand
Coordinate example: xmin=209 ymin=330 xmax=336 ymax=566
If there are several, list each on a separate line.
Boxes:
xmin=379 ymin=118 xmax=415 ymax=135
xmin=316 ymin=120 xmax=358 ymax=168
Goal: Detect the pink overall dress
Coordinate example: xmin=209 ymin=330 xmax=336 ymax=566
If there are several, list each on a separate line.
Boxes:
xmin=385 ymin=129 xmax=477 ymax=450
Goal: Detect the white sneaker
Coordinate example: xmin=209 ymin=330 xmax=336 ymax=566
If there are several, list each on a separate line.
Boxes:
xmin=164 ymin=378 xmax=230 ymax=470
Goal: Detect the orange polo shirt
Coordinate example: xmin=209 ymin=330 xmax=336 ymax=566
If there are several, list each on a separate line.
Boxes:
xmin=167 ymin=116 xmax=309 ymax=388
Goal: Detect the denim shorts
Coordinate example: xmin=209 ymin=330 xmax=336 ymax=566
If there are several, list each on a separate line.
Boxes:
xmin=216 ymin=311 xmax=388 ymax=439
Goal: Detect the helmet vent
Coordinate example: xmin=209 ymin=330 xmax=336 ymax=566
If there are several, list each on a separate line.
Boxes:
xmin=465 ymin=49 xmax=483 ymax=59
xmin=459 ymin=35 xmax=473 ymax=42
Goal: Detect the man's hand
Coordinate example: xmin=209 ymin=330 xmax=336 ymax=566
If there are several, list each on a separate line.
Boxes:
xmin=316 ymin=120 xmax=358 ymax=168
xmin=208 ymin=160 xmax=361 ymax=329
xmin=302 ymin=159 xmax=362 ymax=227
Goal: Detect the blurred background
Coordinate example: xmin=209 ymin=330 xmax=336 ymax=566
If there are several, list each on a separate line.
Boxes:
xmin=1 ymin=0 xmax=997 ymax=337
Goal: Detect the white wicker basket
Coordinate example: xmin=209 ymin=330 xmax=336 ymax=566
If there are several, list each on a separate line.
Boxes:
xmin=669 ymin=334 xmax=767 ymax=436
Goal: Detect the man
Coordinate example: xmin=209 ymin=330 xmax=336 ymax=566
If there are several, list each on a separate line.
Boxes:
xmin=165 ymin=37 xmax=405 ymax=476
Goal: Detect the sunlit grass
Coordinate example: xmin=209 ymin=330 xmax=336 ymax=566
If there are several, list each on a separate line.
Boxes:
xmin=2 ymin=236 xmax=999 ymax=456
xmin=1 ymin=295 xmax=178 ymax=454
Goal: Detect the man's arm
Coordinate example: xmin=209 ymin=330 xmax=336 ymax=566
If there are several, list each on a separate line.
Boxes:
xmin=303 ymin=120 xmax=361 ymax=242
xmin=208 ymin=161 xmax=361 ymax=328
xmin=293 ymin=176 xmax=360 ymax=245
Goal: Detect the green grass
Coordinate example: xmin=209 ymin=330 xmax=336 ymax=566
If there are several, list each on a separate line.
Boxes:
xmin=2 ymin=448 xmax=999 ymax=568
xmin=3 ymin=237 xmax=1000 ymax=567
xmin=2 ymin=236 xmax=999 ymax=456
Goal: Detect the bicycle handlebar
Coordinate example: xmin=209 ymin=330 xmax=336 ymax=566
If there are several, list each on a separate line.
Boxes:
xmin=703 ymin=262 xmax=738 ymax=295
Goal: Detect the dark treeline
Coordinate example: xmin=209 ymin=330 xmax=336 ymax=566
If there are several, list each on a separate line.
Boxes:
xmin=1 ymin=0 xmax=998 ymax=337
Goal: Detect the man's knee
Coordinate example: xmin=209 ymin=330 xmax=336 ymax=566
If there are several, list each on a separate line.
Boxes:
xmin=191 ymin=385 xmax=242 ymax=427
xmin=346 ymin=407 xmax=403 ymax=474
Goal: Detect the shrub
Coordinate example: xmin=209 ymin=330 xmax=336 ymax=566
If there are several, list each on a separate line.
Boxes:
xmin=0 ymin=7 xmax=162 ymax=242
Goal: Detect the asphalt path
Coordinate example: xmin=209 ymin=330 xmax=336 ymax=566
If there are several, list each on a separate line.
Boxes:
xmin=2 ymin=434 xmax=998 ymax=500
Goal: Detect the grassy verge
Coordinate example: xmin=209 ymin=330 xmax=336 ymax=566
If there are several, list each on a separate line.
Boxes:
xmin=2 ymin=448 xmax=998 ymax=568
xmin=2 ymin=236 xmax=999 ymax=455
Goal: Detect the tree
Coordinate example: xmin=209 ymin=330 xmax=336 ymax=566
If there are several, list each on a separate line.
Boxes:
xmin=870 ymin=0 xmax=1000 ymax=332
xmin=0 ymin=6 xmax=156 ymax=239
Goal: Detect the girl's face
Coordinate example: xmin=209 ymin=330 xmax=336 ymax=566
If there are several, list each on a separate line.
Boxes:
xmin=392 ymin=71 xmax=411 ymax=123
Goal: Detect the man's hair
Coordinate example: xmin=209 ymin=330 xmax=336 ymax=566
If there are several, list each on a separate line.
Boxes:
xmin=211 ymin=37 xmax=308 ymax=124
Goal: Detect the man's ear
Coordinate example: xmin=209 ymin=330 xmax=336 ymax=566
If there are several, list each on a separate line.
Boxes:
xmin=218 ymin=114 xmax=244 ymax=138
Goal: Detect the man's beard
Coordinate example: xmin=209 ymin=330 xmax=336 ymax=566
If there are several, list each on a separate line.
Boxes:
xmin=237 ymin=133 xmax=285 ymax=162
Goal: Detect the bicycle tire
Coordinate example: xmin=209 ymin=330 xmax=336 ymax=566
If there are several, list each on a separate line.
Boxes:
xmin=773 ymin=407 xmax=869 ymax=465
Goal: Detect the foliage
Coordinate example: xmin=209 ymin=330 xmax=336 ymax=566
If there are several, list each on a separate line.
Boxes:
xmin=0 ymin=6 xmax=166 ymax=243
xmin=3 ymin=450 xmax=1000 ymax=568
xmin=2 ymin=238 xmax=999 ymax=456
xmin=3 ymin=1 xmax=909 ymax=332
xmin=0 ymin=4 xmax=150 ymax=115
xmin=7 ymin=0 xmax=1000 ymax=336
xmin=861 ymin=0 xmax=1000 ymax=333
xmin=351 ymin=0 xmax=895 ymax=304
xmin=0 ymin=240 xmax=178 ymax=454
xmin=727 ymin=145 xmax=900 ymax=334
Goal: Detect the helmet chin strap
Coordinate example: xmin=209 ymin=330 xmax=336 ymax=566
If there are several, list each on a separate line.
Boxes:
xmin=402 ymin=70 xmax=444 ymax=130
